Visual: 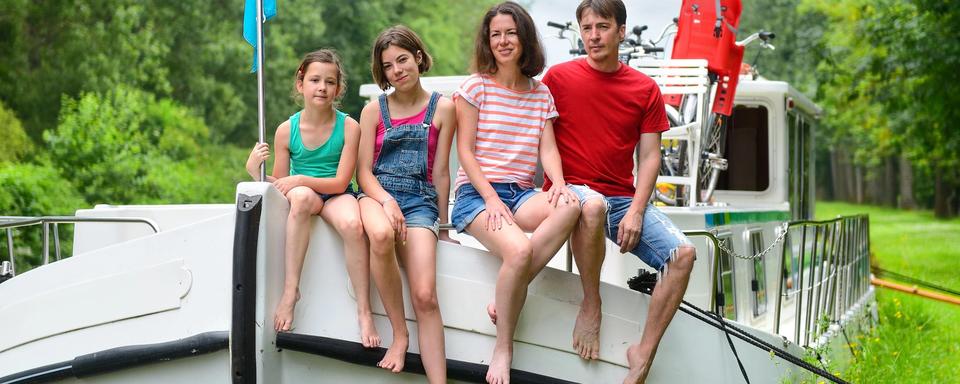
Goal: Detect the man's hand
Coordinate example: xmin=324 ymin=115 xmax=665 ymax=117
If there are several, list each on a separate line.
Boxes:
xmin=617 ymin=207 xmax=644 ymax=253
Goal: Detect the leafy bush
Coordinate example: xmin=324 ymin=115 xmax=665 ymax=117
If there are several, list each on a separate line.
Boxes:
xmin=0 ymin=163 xmax=86 ymax=271
xmin=43 ymin=86 xmax=220 ymax=205
xmin=0 ymin=101 xmax=33 ymax=163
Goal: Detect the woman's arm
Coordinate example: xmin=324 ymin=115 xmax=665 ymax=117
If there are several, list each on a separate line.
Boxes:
xmin=433 ymin=97 xmax=457 ymax=241
xmin=455 ymin=96 xmax=513 ymax=230
xmin=538 ymin=119 xmax=577 ymax=206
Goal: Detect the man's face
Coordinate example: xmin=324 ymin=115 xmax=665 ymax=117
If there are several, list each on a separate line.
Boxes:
xmin=578 ymin=8 xmax=625 ymax=64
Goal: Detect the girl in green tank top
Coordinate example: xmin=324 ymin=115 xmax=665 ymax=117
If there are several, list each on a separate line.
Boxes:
xmin=244 ymin=50 xmax=380 ymax=348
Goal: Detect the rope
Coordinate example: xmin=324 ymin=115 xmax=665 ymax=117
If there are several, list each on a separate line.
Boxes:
xmin=678 ymin=300 xmax=850 ymax=384
xmin=713 ymin=302 xmax=751 ymax=383
xmin=871 ymin=267 xmax=960 ymax=297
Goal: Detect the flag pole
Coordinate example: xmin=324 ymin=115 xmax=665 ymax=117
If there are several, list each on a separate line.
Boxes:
xmin=256 ymin=0 xmax=267 ymax=181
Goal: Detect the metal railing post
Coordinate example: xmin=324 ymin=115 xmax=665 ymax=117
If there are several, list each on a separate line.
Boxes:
xmin=795 ymin=224 xmax=807 ymax=345
xmin=42 ymin=222 xmax=50 ymax=265
xmin=53 ymin=223 xmax=62 ymax=261
xmin=5 ymin=229 xmax=13 ymax=275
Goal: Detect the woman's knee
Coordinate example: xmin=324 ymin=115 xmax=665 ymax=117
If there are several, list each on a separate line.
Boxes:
xmin=501 ymin=241 xmax=533 ymax=270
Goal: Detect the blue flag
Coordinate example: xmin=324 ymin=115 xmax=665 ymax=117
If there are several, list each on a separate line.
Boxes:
xmin=243 ymin=0 xmax=277 ymax=73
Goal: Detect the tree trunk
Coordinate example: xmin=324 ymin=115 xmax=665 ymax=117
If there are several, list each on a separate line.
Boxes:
xmin=855 ymin=165 xmax=864 ymax=204
xmin=884 ymin=156 xmax=897 ymax=207
xmin=830 ymin=149 xmax=846 ymax=201
xmin=898 ymin=155 xmax=916 ymax=209
xmin=934 ymin=167 xmax=950 ymax=218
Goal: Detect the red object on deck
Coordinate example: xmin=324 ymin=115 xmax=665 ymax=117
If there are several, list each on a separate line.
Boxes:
xmin=669 ymin=0 xmax=744 ymax=116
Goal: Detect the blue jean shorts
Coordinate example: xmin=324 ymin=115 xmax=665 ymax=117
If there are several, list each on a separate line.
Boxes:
xmin=360 ymin=189 xmax=440 ymax=237
xmin=451 ymin=182 xmax=538 ymax=233
xmin=569 ymin=185 xmax=692 ymax=271
xmin=319 ymin=184 xmax=357 ymax=202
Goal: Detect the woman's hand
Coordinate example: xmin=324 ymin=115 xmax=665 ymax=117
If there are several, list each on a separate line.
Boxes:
xmin=382 ymin=198 xmax=407 ymax=243
xmin=483 ymin=196 xmax=514 ymax=231
xmin=547 ymin=183 xmax=579 ymax=208
xmin=246 ymin=142 xmax=270 ymax=179
xmin=273 ymin=175 xmax=303 ymax=195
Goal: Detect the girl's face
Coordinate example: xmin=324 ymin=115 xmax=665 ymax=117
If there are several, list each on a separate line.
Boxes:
xmin=381 ymin=44 xmax=421 ymax=92
xmin=489 ymin=14 xmax=522 ymax=68
xmin=297 ymin=62 xmax=341 ymax=108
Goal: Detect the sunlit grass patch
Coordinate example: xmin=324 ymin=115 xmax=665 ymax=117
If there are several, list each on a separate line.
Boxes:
xmin=816 ymin=202 xmax=960 ymax=383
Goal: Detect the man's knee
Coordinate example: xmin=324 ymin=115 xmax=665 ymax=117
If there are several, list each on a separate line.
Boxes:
xmin=579 ymin=199 xmax=606 ymax=230
xmin=673 ymin=245 xmax=696 ymax=272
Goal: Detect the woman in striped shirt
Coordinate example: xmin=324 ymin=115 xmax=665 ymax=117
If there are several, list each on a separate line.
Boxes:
xmin=450 ymin=2 xmax=581 ymax=383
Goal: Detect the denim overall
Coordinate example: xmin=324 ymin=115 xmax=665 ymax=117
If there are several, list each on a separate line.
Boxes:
xmin=373 ymin=92 xmax=442 ymax=233
xmin=374 ymin=91 xmax=440 ymax=195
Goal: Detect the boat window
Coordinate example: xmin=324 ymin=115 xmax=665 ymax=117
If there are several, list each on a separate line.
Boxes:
xmin=715 ymin=234 xmax=737 ymax=320
xmin=717 ymin=105 xmax=769 ymax=192
xmin=749 ymin=231 xmax=768 ymax=317
xmin=788 ymin=111 xmax=815 ymax=220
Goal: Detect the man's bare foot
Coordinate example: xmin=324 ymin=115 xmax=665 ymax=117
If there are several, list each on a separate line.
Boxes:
xmin=377 ymin=333 xmax=408 ymax=373
xmin=274 ymin=289 xmax=300 ymax=332
xmin=487 ymin=302 xmax=497 ymax=325
xmin=485 ymin=345 xmax=512 ymax=384
xmin=623 ymin=344 xmax=651 ymax=384
xmin=358 ymin=311 xmax=381 ymax=348
xmin=572 ymin=304 xmax=601 ymax=360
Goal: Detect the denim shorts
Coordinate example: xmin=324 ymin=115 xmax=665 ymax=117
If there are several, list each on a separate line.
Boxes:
xmin=319 ymin=184 xmax=357 ymax=202
xmin=569 ymin=185 xmax=692 ymax=271
xmin=359 ymin=189 xmax=440 ymax=237
xmin=451 ymin=182 xmax=538 ymax=233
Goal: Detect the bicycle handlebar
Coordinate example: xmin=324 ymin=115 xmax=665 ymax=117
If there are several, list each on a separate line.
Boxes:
xmin=547 ymin=21 xmax=568 ymax=30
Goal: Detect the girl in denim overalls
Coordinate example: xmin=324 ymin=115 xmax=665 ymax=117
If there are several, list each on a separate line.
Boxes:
xmin=244 ymin=50 xmax=381 ymax=346
xmin=356 ymin=26 xmax=456 ymax=382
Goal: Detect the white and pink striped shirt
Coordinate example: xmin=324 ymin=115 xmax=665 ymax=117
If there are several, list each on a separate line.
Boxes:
xmin=454 ymin=74 xmax=559 ymax=189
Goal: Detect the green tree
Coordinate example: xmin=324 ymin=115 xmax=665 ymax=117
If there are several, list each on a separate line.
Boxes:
xmin=0 ymin=101 xmax=32 ymax=163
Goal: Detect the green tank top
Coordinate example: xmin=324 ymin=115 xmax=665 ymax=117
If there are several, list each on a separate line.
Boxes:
xmin=288 ymin=109 xmax=348 ymax=179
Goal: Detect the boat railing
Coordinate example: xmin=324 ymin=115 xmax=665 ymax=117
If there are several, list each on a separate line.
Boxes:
xmin=775 ymin=215 xmax=871 ymax=347
xmin=0 ymin=216 xmax=161 ymax=278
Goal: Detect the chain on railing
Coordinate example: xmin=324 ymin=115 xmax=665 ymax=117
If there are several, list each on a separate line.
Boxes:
xmin=0 ymin=216 xmax=161 ymax=279
xmin=713 ymin=222 xmax=790 ymax=260
xmin=772 ymin=215 xmax=871 ymax=347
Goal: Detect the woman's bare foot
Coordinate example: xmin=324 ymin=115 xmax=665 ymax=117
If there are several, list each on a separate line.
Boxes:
xmin=485 ymin=345 xmax=513 ymax=384
xmin=572 ymin=304 xmax=601 ymax=360
xmin=486 ymin=302 xmax=497 ymax=325
xmin=359 ymin=312 xmax=381 ymax=348
xmin=274 ymin=289 xmax=301 ymax=332
xmin=377 ymin=333 xmax=408 ymax=373
xmin=623 ymin=344 xmax=651 ymax=384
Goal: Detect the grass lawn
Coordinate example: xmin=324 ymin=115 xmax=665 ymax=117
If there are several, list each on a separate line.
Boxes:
xmin=816 ymin=202 xmax=960 ymax=383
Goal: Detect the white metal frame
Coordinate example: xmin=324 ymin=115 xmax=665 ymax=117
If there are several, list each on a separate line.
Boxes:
xmin=631 ymin=59 xmax=712 ymax=207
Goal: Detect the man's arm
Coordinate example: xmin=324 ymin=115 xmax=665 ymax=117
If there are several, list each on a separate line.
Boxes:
xmin=617 ymin=132 xmax=662 ymax=253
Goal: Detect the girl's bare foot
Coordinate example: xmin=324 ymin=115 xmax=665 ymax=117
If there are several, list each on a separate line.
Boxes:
xmin=485 ymin=345 xmax=513 ymax=384
xmin=486 ymin=302 xmax=497 ymax=325
xmin=377 ymin=333 xmax=408 ymax=373
xmin=359 ymin=312 xmax=381 ymax=348
xmin=274 ymin=289 xmax=301 ymax=332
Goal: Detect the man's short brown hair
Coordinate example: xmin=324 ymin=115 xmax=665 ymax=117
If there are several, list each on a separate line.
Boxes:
xmin=371 ymin=25 xmax=433 ymax=90
xmin=471 ymin=1 xmax=546 ymax=78
xmin=576 ymin=0 xmax=627 ymax=27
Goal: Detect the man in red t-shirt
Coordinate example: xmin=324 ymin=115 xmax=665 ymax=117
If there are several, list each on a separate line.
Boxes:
xmin=541 ymin=1 xmax=697 ymax=382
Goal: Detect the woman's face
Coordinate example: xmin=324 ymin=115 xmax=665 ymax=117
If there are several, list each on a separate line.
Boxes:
xmin=381 ymin=44 xmax=421 ymax=91
xmin=488 ymin=13 xmax=523 ymax=68
xmin=297 ymin=62 xmax=340 ymax=108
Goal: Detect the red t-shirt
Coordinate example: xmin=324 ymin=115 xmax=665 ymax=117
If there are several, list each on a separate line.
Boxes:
xmin=541 ymin=58 xmax=668 ymax=197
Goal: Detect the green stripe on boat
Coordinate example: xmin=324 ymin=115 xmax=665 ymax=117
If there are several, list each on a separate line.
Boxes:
xmin=705 ymin=211 xmax=791 ymax=228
